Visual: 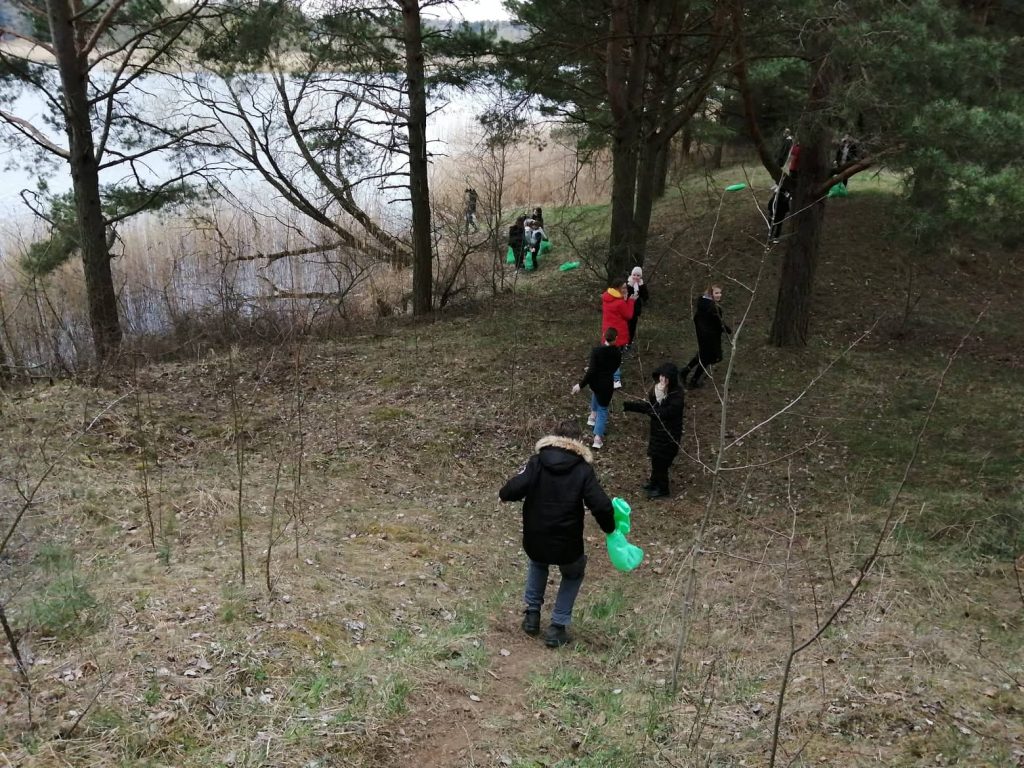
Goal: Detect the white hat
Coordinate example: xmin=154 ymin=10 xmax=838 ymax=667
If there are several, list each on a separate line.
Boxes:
xmin=630 ymin=266 xmax=643 ymax=278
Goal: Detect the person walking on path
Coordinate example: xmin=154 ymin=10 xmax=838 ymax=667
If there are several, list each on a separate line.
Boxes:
xmin=680 ymin=284 xmax=731 ymax=389
xmin=499 ymin=420 xmax=616 ymax=648
xmin=572 ymin=327 xmax=622 ymax=450
xmin=624 ymin=266 xmax=649 ymax=352
xmin=600 ymin=277 xmax=636 ymax=388
xmin=623 ymin=362 xmax=684 ymax=499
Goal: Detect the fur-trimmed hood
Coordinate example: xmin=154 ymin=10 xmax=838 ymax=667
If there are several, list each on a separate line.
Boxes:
xmin=535 ymin=435 xmax=593 ymax=467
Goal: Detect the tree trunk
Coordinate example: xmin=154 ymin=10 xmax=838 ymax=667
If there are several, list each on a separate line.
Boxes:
xmin=401 ymin=0 xmax=432 ymax=315
xmin=709 ymin=142 xmax=724 ymax=169
xmin=769 ymin=56 xmax=833 ymax=347
xmin=47 ymin=0 xmax=121 ymax=360
xmin=680 ymin=123 xmax=693 ymax=164
xmin=768 ymin=172 xmax=826 ymax=346
xmin=628 ymin=134 xmax=666 ymax=269
xmin=652 ymin=141 xmax=670 ymax=199
xmin=608 ymin=122 xmax=640 ymax=277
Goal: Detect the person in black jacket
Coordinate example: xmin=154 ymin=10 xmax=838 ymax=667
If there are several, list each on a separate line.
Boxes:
xmin=624 ymin=266 xmax=649 ymax=352
xmin=508 ymin=215 xmax=526 ymax=270
xmin=680 ymin=285 xmax=731 ymax=389
xmin=624 ymin=362 xmax=684 ymax=499
xmin=572 ymin=327 xmax=622 ymax=450
xmin=499 ymin=420 xmax=616 ymax=648
xmin=832 ymin=134 xmax=859 ymax=188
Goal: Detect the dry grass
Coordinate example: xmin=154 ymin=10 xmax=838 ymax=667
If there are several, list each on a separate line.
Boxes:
xmin=1 ymin=169 xmax=1021 ymax=767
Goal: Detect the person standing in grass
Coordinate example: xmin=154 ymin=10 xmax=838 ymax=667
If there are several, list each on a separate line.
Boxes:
xmin=600 ymin=276 xmax=636 ymax=388
xmin=681 ymin=284 xmax=731 ymax=389
xmin=508 ymin=215 xmax=526 ymax=271
xmin=624 ymin=266 xmax=649 ymax=352
xmin=623 ymin=362 xmax=684 ymax=499
xmin=572 ymin=327 xmax=622 ymax=450
xmin=499 ymin=419 xmax=616 ymax=648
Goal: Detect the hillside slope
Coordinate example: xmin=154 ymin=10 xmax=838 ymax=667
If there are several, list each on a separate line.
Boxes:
xmin=1 ymin=171 xmax=1021 ymax=767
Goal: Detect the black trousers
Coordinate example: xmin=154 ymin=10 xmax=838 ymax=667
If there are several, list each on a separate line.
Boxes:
xmin=512 ymin=244 xmax=525 ymax=269
xmin=769 ymin=191 xmax=790 ymax=239
xmin=685 ymin=352 xmax=720 ymax=385
xmin=627 ymin=314 xmax=639 ymax=346
xmin=650 ymin=455 xmax=674 ymax=492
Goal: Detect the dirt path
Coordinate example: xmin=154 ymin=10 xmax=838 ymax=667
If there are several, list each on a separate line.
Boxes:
xmin=400 ymin=609 xmax=558 ymax=767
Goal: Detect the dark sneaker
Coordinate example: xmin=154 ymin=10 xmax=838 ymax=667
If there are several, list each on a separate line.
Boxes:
xmin=521 ymin=610 xmax=540 ymax=636
xmin=646 ymin=486 xmax=670 ymax=500
xmin=544 ymin=623 xmax=571 ymax=648
xmin=642 ymin=480 xmax=655 ymax=491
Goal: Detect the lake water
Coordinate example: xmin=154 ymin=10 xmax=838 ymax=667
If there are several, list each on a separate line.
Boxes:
xmin=0 ymin=72 xmax=563 ymax=367
xmin=0 ymin=71 xmax=489 ymax=223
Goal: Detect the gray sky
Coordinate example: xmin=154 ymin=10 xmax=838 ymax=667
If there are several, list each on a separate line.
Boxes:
xmin=429 ymin=0 xmax=511 ymax=22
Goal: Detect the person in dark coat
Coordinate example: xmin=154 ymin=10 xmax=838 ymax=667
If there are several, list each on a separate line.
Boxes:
xmin=680 ymin=285 xmax=731 ymax=389
xmin=775 ymin=127 xmax=794 ymax=171
xmin=464 ymin=187 xmax=479 ymax=232
xmin=508 ymin=215 xmax=526 ymax=270
xmin=572 ymin=327 xmax=622 ymax=450
xmin=832 ymin=134 xmax=859 ymax=188
xmin=499 ymin=420 xmax=616 ymax=647
xmin=624 ymin=266 xmax=649 ymax=351
xmin=623 ymin=362 xmax=684 ymax=499
xmin=767 ymin=179 xmax=793 ymax=243
xmin=532 ymin=206 xmax=544 ymax=228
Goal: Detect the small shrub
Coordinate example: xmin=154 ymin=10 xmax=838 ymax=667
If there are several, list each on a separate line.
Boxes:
xmin=26 ymin=573 xmax=101 ymax=640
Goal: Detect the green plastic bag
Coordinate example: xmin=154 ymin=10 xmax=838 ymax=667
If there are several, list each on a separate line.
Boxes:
xmin=606 ymin=531 xmax=644 ymax=572
xmin=725 ymin=183 xmax=747 ymax=192
xmin=539 ymin=239 xmax=552 ymax=255
xmin=606 ymin=497 xmax=643 ymax=572
xmin=525 ymin=249 xmax=536 ymax=271
xmin=827 ymin=183 xmax=849 ymax=198
xmin=612 ymin=497 xmax=632 ymax=533
xmin=558 ymin=261 xmax=580 ymax=272
xmin=506 ymin=246 xmax=516 ymax=264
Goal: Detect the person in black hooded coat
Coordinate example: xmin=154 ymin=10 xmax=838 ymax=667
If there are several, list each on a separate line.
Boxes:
xmin=681 ymin=284 xmax=731 ymax=389
xmin=499 ymin=420 xmax=616 ymax=647
xmin=623 ymin=362 xmax=684 ymax=499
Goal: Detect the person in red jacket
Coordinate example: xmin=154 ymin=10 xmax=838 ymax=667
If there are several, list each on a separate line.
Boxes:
xmin=600 ymin=276 xmax=636 ymax=389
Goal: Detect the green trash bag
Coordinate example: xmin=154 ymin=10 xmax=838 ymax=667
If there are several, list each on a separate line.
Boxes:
xmin=827 ymin=183 xmax=849 ymax=198
xmin=539 ymin=239 xmax=552 ymax=255
xmin=606 ymin=497 xmax=643 ymax=572
xmin=524 ymin=249 xmax=536 ymax=271
xmin=725 ymin=183 xmax=747 ymax=192
xmin=506 ymin=246 xmax=516 ymax=264
xmin=612 ymin=497 xmax=632 ymax=533
xmin=606 ymin=531 xmax=644 ymax=572
xmin=558 ymin=261 xmax=580 ymax=272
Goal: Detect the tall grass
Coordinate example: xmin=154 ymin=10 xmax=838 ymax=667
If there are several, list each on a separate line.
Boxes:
xmin=0 ymin=130 xmax=616 ymax=373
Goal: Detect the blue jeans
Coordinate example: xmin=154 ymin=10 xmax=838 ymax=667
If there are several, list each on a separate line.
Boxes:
xmin=590 ymin=393 xmax=608 ymax=437
xmin=524 ymin=554 xmax=587 ymax=626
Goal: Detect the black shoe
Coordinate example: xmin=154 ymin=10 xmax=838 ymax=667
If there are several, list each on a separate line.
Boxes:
xmin=646 ymin=486 xmax=670 ymax=500
xmin=544 ymin=623 xmax=570 ymax=648
xmin=643 ymin=480 xmax=655 ymax=491
xmin=522 ymin=610 xmax=540 ymax=636
xmin=678 ymin=366 xmax=690 ymax=385
xmin=687 ymin=378 xmax=705 ymax=390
